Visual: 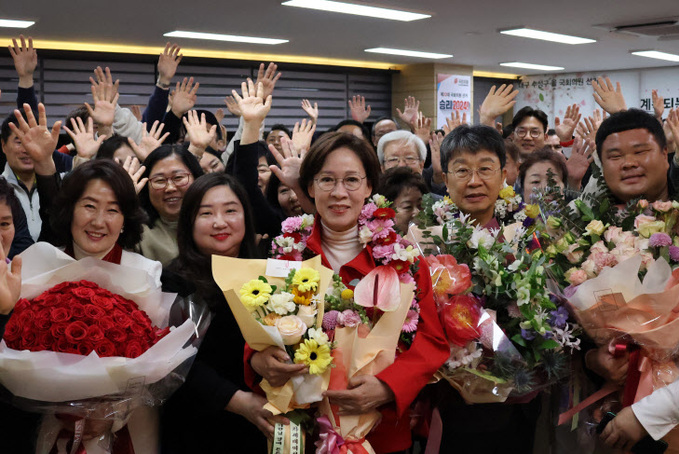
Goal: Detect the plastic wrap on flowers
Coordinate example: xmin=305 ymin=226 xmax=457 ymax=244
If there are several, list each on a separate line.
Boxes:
xmin=0 ymin=243 xmax=212 ymax=420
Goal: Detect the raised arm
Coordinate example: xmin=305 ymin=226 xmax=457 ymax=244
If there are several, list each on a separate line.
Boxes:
xmin=592 ymin=77 xmax=627 ymax=114
xmin=396 ymin=96 xmax=419 ymax=128
xmin=86 ymin=66 xmax=120 ymax=138
xmin=9 ymin=103 xmax=61 ymax=176
xmin=8 ymin=35 xmax=39 ymax=112
xmin=479 ymin=84 xmax=518 ymax=127
xmin=143 ymin=42 xmax=182 ymax=126
xmin=348 ymin=95 xmax=371 ymax=123
xmin=554 ymin=104 xmax=582 ymax=142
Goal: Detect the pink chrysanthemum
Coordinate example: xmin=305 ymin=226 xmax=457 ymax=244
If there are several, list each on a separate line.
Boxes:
xmin=322 ymin=310 xmax=339 ymax=331
xmin=402 ymin=309 xmax=420 ymax=333
xmin=649 ymin=232 xmax=672 ymax=248
xmin=281 ymin=216 xmax=303 ymax=233
xmin=360 ymin=203 xmax=378 ymax=221
xmin=670 ymin=246 xmax=679 ymax=262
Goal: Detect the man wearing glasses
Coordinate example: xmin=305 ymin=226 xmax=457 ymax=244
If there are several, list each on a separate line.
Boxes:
xmin=511 ymin=106 xmax=549 ymax=158
xmin=376 ymin=130 xmax=427 ymax=175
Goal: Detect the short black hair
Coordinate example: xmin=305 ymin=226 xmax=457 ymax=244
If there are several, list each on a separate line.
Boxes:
xmin=266 ymin=124 xmax=291 ymax=140
xmin=377 ymin=167 xmax=428 ymax=204
xmin=139 ymin=145 xmax=204 ymax=227
xmin=1 ymin=113 xmax=24 ymax=144
xmin=50 ymin=160 xmax=147 ymax=249
xmin=595 ymin=108 xmax=667 ymax=159
xmin=512 ymin=106 xmax=548 ymax=132
xmin=440 ymin=124 xmax=506 ymax=172
xmin=333 ymin=119 xmax=370 ymax=140
xmin=96 ymin=135 xmax=131 ymax=161
xmin=64 ymin=106 xmax=90 ymax=134
xmin=547 ymin=129 xmax=557 ymax=136
xmin=371 ymin=117 xmax=399 ymax=136
xmin=0 ymin=177 xmax=23 ymax=236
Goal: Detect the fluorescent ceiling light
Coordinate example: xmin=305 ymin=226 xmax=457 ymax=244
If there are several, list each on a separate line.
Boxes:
xmin=365 ymin=47 xmax=451 ymax=59
xmin=282 ymin=0 xmax=430 ymax=22
xmin=631 ymin=50 xmax=679 ymax=62
xmin=500 ymin=28 xmax=595 ymax=44
xmin=164 ymin=31 xmax=288 ymax=45
xmin=500 ymin=62 xmax=564 ymax=71
xmin=0 ymin=19 xmax=35 ymax=28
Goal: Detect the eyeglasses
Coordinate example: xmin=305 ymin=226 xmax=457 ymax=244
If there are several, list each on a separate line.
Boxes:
xmin=384 ymin=156 xmax=421 ymax=166
xmin=448 ymin=167 xmax=500 ymax=182
xmin=314 ymin=175 xmax=366 ymax=192
xmin=149 ymin=173 xmax=191 ymax=190
xmin=514 ymin=128 xmax=543 ymax=139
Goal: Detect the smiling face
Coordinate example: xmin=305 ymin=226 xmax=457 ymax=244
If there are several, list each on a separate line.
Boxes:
xmin=393 ymin=186 xmax=423 ymax=233
xmin=522 ymin=161 xmax=564 ymax=202
xmin=444 ymin=150 xmax=506 ymax=226
xmin=382 ymin=140 xmax=424 ymax=174
xmin=148 ymin=155 xmax=194 ymax=222
xmin=71 ymin=179 xmax=124 ymax=257
xmin=601 ymin=128 xmax=669 ymax=203
xmin=513 ymin=116 xmax=547 ymax=157
xmin=192 ymin=185 xmax=245 ymax=257
xmin=2 ymin=131 xmax=33 ymax=176
xmin=278 ymin=183 xmax=302 ymax=217
xmin=308 ymin=147 xmax=372 ymax=232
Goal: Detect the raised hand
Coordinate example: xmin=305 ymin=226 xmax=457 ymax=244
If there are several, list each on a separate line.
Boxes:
xmin=413 ymin=111 xmax=432 ymax=144
xmin=565 ymin=137 xmax=595 ymax=190
xmin=291 ymin=118 xmax=316 ymax=152
xmin=429 ymin=131 xmax=445 ymax=184
xmin=121 ymin=155 xmax=148 ymax=194
xmin=592 ymin=77 xmax=627 ymax=114
xmin=554 ymin=104 xmax=581 ymax=142
xmin=255 ymin=62 xmax=282 ymax=101
xmin=442 ymin=110 xmax=468 ymax=136
xmin=666 ymin=108 xmax=679 ymax=153
xmin=157 ymin=42 xmax=182 ymax=87
xmin=127 ymin=120 xmax=169 ymax=161
xmin=224 ymin=95 xmax=241 ymax=116
xmin=232 ymin=78 xmax=272 ymax=123
xmin=9 ymin=35 xmax=37 ymax=88
xmin=652 ymin=89 xmax=664 ymax=121
xmin=183 ymin=110 xmax=217 ymax=154
xmin=85 ymin=66 xmax=120 ymax=127
xmin=479 ymin=84 xmax=518 ymax=127
xmin=214 ymin=107 xmax=225 ymax=124
xmin=396 ymin=96 xmax=420 ymax=126
xmin=269 ymin=136 xmax=306 ymax=191
xmin=171 ymin=77 xmax=199 ymax=117
xmin=63 ymin=117 xmax=106 ymax=160
xmin=130 ymin=105 xmax=143 ymax=121
xmin=9 ymin=103 xmax=61 ymax=175
xmin=348 ymin=95 xmax=371 ymax=123
xmin=301 ymin=99 xmax=319 ymax=124
xmin=0 ymin=242 xmax=22 ymax=315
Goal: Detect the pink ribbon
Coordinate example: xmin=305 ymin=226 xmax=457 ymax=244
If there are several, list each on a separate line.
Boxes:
xmin=315 ymin=416 xmax=345 ymax=454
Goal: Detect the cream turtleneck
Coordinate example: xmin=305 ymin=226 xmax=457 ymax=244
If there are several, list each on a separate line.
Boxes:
xmin=320 ymin=221 xmax=362 ymax=274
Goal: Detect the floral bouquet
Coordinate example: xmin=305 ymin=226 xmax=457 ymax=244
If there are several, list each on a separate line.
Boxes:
xmin=0 ymin=242 xmax=207 ymax=453
xmin=212 ymin=254 xmax=334 ymax=416
xmin=410 ymin=211 xmax=579 ymax=403
xmin=316 ymin=268 xmax=415 ymax=454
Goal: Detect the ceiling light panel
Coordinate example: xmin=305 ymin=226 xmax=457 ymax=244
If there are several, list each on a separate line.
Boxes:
xmin=365 ymin=47 xmax=451 ymax=59
xmin=631 ymin=50 xmax=679 ymax=62
xmin=501 ymin=28 xmax=596 ymax=44
xmin=0 ymin=19 xmax=35 ymax=28
xmin=164 ymin=31 xmax=288 ymax=45
xmin=282 ymin=0 xmax=430 ymax=22
xmin=500 ymin=62 xmax=564 ymax=71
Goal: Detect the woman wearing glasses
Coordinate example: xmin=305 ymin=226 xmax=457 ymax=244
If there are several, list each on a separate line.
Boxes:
xmin=246 ymin=130 xmax=449 ymax=453
xmin=137 ymin=145 xmax=203 ymax=265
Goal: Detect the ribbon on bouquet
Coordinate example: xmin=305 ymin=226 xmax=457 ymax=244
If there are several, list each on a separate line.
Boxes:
xmin=48 ymin=418 xmax=135 ymax=454
xmin=270 ymin=421 xmax=304 ymax=454
xmin=315 ymin=415 xmax=370 ymax=454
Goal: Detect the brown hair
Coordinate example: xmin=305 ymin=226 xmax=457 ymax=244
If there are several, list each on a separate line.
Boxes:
xmin=518 ymin=147 xmax=569 ymax=188
xmin=298 ymin=132 xmax=380 ymax=199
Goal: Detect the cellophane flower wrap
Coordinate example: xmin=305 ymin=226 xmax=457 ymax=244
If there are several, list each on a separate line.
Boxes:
xmin=0 ymin=242 xmax=210 ymax=453
xmin=411 ymin=196 xmax=578 ymax=403
xmin=212 ymin=254 xmax=334 ymax=416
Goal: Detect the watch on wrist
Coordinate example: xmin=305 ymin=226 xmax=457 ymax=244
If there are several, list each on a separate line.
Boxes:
xmin=156 ymin=77 xmax=171 ymax=90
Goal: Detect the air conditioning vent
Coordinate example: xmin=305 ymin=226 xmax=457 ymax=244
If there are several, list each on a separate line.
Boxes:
xmin=596 ymin=18 xmax=679 ymax=40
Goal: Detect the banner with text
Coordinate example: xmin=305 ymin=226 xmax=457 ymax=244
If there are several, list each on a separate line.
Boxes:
xmin=437 ymin=74 xmax=472 ymax=129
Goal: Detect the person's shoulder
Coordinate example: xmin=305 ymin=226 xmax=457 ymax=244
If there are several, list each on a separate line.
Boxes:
xmin=120 ymin=250 xmax=162 ymax=284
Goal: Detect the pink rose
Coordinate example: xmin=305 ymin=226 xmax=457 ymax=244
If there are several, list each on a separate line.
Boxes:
xmin=567 ymin=269 xmax=588 ymax=286
xmin=638 ymin=199 xmax=649 ymax=209
xmin=603 ymin=226 xmax=623 ymax=244
xmin=592 ymin=251 xmax=618 ymax=270
xmin=652 ymin=201 xmax=673 ymax=213
xmin=610 ymin=245 xmax=638 ymax=263
xmin=589 ymin=241 xmax=609 ymax=255
xmin=634 ymin=214 xmax=656 ymax=230
xmin=337 ymin=310 xmax=362 ymax=328
xmin=618 ymin=231 xmax=637 ymax=247
xmin=581 ymin=258 xmax=598 ymax=277
xmin=565 ymin=244 xmax=584 ymax=264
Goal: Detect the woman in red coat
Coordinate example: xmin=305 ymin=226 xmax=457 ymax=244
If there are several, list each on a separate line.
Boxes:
xmin=248 ymin=131 xmax=449 ymax=453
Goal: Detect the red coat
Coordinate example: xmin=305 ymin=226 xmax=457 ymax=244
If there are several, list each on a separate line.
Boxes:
xmin=245 ymin=222 xmax=449 ymax=453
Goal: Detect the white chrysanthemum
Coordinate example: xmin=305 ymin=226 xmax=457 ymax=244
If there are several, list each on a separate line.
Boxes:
xmin=468 ymin=228 xmax=495 ymax=250
xmin=307 ymin=327 xmax=330 ymax=345
xmin=359 ymin=226 xmax=374 ymax=244
xmin=392 ymin=243 xmax=419 ymax=263
xmin=513 ymin=210 xmax=527 ymax=223
xmin=277 ymin=237 xmax=296 ymax=253
xmin=300 ymin=214 xmax=315 ymax=228
xmin=267 ymin=292 xmax=296 ymax=315
xmin=371 ymin=194 xmax=387 ymax=206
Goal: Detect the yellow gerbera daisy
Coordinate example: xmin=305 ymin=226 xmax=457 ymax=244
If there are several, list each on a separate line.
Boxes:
xmin=292 ymin=268 xmax=320 ymax=293
xmin=294 ymin=339 xmax=333 ymax=375
xmin=239 ymin=279 xmax=272 ymax=310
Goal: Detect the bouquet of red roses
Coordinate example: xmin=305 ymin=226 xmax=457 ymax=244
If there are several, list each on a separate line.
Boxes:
xmin=0 ymin=243 xmax=209 ymax=453
xmin=3 ymin=280 xmax=170 ymax=358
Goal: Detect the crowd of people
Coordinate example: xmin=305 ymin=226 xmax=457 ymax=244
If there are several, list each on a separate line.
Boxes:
xmin=1 ymin=34 xmax=679 ymax=453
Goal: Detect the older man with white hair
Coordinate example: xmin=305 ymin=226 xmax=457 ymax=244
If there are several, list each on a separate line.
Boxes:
xmin=377 ymin=130 xmax=427 ymax=174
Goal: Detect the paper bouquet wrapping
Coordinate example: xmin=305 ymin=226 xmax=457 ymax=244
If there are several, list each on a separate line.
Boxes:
xmin=0 ymin=243 xmax=210 ymax=453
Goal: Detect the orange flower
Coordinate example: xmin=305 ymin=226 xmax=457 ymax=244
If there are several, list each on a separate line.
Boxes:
xmin=440 ymin=294 xmax=482 ymax=347
xmin=426 ymin=254 xmax=472 ymax=300
xmin=262 ymin=313 xmax=282 ymax=326
xmin=292 ymin=287 xmax=313 ymax=306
